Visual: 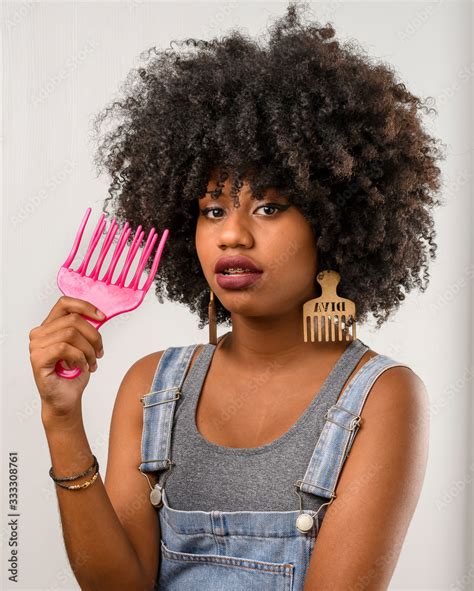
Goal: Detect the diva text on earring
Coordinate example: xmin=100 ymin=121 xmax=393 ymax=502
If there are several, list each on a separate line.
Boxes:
xmin=302 ymin=270 xmax=356 ymax=342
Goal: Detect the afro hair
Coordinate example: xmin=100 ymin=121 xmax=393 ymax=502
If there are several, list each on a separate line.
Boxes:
xmin=91 ymin=1 xmax=446 ymax=331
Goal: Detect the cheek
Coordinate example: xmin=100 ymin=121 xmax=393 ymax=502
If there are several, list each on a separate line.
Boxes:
xmin=264 ymin=224 xmax=316 ymax=278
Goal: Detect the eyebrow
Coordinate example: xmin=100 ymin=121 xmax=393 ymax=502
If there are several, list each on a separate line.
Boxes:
xmin=202 ymin=189 xmax=288 ymax=201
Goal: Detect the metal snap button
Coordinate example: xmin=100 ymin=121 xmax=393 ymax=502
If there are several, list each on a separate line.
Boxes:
xmin=296 ymin=512 xmax=314 ymax=533
xmin=150 ymin=484 xmax=163 ymax=508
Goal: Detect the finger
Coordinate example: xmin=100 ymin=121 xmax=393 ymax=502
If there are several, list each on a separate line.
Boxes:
xmin=34 ymin=313 xmax=104 ymax=357
xmin=31 ymin=342 xmax=90 ymax=374
xmin=41 ymin=296 xmax=105 ymax=327
xmin=30 ymin=327 xmax=98 ymax=371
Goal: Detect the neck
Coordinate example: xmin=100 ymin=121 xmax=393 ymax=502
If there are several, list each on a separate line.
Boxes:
xmin=217 ymin=308 xmax=354 ymax=369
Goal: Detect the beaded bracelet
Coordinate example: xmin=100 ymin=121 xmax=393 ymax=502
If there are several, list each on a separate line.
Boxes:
xmin=53 ymin=469 xmax=100 ymax=490
xmin=49 ymin=454 xmax=98 ymax=483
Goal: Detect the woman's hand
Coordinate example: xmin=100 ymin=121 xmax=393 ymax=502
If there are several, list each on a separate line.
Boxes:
xmin=29 ymin=296 xmax=105 ymax=424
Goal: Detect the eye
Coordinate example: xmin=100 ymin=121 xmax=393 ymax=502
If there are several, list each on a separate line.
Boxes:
xmin=199 ymin=207 xmax=224 ymax=219
xmin=199 ymin=203 xmax=290 ymax=219
xmin=255 ymin=204 xmax=286 ymax=216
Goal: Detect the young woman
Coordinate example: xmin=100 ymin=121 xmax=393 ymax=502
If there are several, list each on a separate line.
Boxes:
xmin=29 ymin=3 xmax=444 ymax=589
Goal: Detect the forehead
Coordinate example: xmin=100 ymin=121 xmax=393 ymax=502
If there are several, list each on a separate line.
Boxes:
xmin=204 ymin=169 xmax=287 ymax=201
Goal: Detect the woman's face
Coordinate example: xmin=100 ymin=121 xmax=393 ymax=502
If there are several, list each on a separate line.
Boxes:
xmin=195 ymin=170 xmax=319 ymax=319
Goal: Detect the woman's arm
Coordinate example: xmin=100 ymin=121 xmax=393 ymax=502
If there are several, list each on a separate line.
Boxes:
xmin=42 ymin=353 xmax=162 ymax=591
xmin=303 ymin=366 xmax=430 ymax=590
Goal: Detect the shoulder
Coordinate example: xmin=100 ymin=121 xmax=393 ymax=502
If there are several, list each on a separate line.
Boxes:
xmin=342 ymin=343 xmax=428 ymax=409
xmin=124 ymin=342 xmax=206 ymax=394
xmin=361 ymin=349 xmax=429 ymax=427
xmin=119 ymin=351 xmax=163 ymax=397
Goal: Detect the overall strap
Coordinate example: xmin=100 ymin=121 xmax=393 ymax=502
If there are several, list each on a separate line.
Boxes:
xmin=297 ymin=354 xmax=411 ymax=500
xmin=139 ymin=343 xmax=201 ymax=473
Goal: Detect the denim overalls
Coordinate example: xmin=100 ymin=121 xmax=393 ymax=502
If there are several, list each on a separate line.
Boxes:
xmin=138 ymin=338 xmax=409 ymax=590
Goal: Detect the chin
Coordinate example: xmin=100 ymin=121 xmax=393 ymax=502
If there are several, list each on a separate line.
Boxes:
xmin=218 ymin=295 xmax=267 ymax=316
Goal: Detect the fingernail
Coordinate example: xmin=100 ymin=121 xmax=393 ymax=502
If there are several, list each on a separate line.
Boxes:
xmin=98 ymin=349 xmax=104 ymax=358
xmin=91 ymin=362 xmax=98 ymax=372
xmin=95 ymin=309 xmax=106 ymax=319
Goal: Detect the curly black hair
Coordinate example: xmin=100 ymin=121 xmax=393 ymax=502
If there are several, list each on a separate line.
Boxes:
xmin=91 ymin=1 xmax=446 ymax=331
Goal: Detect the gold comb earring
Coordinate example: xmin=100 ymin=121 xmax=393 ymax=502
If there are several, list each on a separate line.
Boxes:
xmin=303 ymin=270 xmax=357 ymax=342
xmin=208 ymin=288 xmax=218 ymax=345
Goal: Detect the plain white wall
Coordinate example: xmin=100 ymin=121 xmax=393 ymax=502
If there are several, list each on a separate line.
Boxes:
xmin=1 ymin=1 xmax=472 ymax=589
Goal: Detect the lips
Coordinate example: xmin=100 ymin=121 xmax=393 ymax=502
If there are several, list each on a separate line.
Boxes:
xmin=216 ymin=272 xmax=263 ymax=290
xmin=214 ymin=255 xmax=263 ymax=274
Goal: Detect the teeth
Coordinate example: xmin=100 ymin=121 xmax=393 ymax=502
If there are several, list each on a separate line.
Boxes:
xmin=222 ymin=267 xmax=253 ymax=275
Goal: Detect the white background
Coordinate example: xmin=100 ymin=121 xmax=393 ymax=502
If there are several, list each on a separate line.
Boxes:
xmin=1 ymin=1 xmax=472 ymax=589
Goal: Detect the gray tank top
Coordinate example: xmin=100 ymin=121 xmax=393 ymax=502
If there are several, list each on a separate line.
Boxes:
xmin=162 ymin=335 xmax=370 ymax=513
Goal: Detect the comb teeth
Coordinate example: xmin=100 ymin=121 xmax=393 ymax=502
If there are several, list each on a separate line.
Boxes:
xmin=304 ymin=313 xmax=356 ymax=342
xmin=302 ymin=270 xmax=357 ymax=344
xmin=61 ymin=207 xmax=170 ymax=293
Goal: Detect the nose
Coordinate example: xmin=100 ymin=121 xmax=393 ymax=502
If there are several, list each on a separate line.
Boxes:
xmin=218 ymin=209 xmax=254 ymax=249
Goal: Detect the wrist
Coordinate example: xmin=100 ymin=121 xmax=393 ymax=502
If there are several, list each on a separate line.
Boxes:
xmin=41 ymin=405 xmax=84 ymax=432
